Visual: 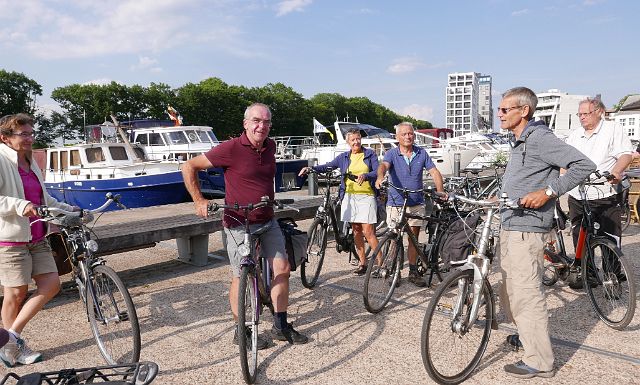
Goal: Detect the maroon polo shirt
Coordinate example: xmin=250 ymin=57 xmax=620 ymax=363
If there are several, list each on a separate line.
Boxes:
xmin=204 ymin=132 xmax=276 ymax=228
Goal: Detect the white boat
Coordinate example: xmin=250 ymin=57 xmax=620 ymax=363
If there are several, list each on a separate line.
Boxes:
xmin=442 ymin=132 xmax=510 ymax=170
xmin=36 ymin=142 xmax=189 ymax=210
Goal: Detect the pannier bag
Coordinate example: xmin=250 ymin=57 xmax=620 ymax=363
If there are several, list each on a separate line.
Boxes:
xmin=46 ymin=232 xmax=73 ymax=276
xmin=438 ymin=213 xmax=481 ymax=268
xmin=277 ymin=218 xmax=308 ymax=271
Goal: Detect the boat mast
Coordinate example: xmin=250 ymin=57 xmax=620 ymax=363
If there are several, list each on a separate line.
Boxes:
xmin=110 ymin=114 xmax=144 ymax=161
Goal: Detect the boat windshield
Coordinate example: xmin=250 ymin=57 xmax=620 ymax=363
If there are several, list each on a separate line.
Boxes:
xmin=184 ymin=130 xmax=212 ymax=143
xmin=206 ymin=131 xmax=220 ymax=143
xmin=163 ymin=131 xmax=189 ymax=145
xmin=338 ymin=123 xmax=393 ymax=140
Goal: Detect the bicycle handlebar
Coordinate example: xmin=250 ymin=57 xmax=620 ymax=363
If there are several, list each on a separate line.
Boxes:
xmin=207 ymin=196 xmax=295 ymax=215
xmin=35 ymin=193 xmax=125 ymax=227
xmin=447 ymin=193 xmax=520 ymax=209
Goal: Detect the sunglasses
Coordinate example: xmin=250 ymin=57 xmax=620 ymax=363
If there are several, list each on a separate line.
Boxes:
xmin=497 ymin=105 xmax=523 ymax=114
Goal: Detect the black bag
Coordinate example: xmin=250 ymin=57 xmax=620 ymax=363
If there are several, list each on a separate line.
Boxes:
xmin=438 ymin=213 xmax=481 ymax=268
xmin=46 ymin=232 xmax=73 ymax=276
xmin=277 ymin=218 xmax=308 ymax=271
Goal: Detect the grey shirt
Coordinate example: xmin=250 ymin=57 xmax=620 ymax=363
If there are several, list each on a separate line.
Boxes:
xmin=501 ymin=120 xmax=596 ymax=232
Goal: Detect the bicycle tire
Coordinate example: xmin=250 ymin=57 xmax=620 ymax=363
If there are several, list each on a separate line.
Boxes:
xmin=621 ymin=203 xmax=631 ymax=232
xmin=583 ymin=238 xmax=636 ymax=330
xmin=86 ymin=265 xmax=141 ymax=365
xmin=362 ymin=232 xmax=403 ymax=314
xmin=301 ymin=217 xmax=327 ymax=288
xmin=421 ymin=269 xmax=494 ymax=385
xmin=542 ymin=232 xmax=559 ymax=287
xmin=238 ymin=266 xmax=259 ymax=384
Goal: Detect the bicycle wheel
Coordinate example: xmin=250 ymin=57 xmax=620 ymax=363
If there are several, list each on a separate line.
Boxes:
xmin=362 ymin=232 xmax=403 ymax=314
xmin=238 ymin=266 xmax=259 ymax=384
xmin=583 ymin=238 xmax=636 ymax=330
xmin=86 ymin=265 xmax=140 ymax=365
xmin=421 ymin=269 xmax=494 ymax=385
xmin=542 ymin=232 xmax=559 ymax=286
xmin=301 ymin=217 xmax=327 ymax=288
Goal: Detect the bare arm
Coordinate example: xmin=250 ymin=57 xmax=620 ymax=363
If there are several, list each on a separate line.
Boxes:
xmin=182 ymin=154 xmax=214 ymax=217
xmin=375 ymin=161 xmax=390 ymax=189
xmin=428 ymin=167 xmax=445 ymax=193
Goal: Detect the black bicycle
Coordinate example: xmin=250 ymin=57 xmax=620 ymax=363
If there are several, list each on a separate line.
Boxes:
xmin=1 ymin=361 xmax=158 ymax=385
xmin=362 ymin=181 xmax=448 ymax=313
xmin=543 ymin=171 xmax=636 ymax=329
xmin=207 ymin=196 xmax=294 ymax=384
xmin=302 ymin=168 xmax=372 ymax=288
xmin=36 ymin=193 xmax=141 ymax=365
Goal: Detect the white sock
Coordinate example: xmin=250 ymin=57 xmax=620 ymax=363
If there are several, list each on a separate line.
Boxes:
xmin=8 ymin=329 xmax=20 ymax=340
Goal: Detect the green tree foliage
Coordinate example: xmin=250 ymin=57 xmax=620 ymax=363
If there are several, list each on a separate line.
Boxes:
xmin=33 ymin=76 xmax=433 ymax=146
xmin=0 ymin=70 xmax=42 ymax=117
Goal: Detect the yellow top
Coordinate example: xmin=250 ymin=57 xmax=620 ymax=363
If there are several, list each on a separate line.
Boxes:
xmin=345 ymin=152 xmax=374 ymax=195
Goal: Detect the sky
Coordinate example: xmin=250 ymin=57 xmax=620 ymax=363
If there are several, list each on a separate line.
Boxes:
xmin=1 ymin=0 xmax=639 ymax=129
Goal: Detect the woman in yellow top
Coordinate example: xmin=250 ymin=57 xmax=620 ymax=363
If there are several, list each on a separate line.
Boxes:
xmin=300 ymin=129 xmax=379 ymax=275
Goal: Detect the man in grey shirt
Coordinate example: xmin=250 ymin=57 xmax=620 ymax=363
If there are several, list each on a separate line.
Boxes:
xmin=497 ymin=87 xmax=595 ymax=379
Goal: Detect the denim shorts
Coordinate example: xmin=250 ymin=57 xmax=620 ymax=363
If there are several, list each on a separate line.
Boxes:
xmin=223 ymin=218 xmax=287 ymax=277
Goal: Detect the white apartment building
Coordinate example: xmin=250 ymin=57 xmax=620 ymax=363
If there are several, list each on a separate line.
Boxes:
xmin=446 ymin=72 xmax=480 ymax=136
xmin=478 ymin=75 xmax=493 ymax=132
xmin=533 ymin=89 xmax=588 ymax=138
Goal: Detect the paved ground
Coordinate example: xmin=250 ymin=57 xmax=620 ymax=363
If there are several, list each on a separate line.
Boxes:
xmin=1 ymin=195 xmax=639 ymax=384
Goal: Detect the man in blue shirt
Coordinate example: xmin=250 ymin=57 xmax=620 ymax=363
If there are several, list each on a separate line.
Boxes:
xmin=375 ymin=122 xmax=445 ymax=287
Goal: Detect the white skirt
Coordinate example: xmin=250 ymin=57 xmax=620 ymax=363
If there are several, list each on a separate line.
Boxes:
xmin=340 ymin=193 xmax=377 ymax=224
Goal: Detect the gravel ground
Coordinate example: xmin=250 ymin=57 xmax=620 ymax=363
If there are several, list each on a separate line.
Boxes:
xmin=1 ymin=205 xmax=639 ymax=384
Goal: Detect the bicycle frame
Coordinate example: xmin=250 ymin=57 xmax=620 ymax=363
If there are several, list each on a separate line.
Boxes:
xmin=239 ymin=224 xmax=274 ymax=318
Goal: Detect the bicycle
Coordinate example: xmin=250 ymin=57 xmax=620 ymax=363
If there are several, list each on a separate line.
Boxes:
xmin=445 ymin=167 xmax=503 ymax=201
xmin=617 ymin=175 xmax=632 ymax=232
xmin=1 ymin=361 xmax=158 ymax=385
xmin=303 ymin=168 xmax=369 ymax=288
xmin=542 ymin=171 xmax=636 ymax=329
xmin=362 ymin=181 xmax=448 ymax=314
xmin=207 ymin=196 xmax=295 ymax=384
xmin=420 ymin=193 xmax=517 ymax=385
xmin=36 ymin=193 xmax=141 ymax=365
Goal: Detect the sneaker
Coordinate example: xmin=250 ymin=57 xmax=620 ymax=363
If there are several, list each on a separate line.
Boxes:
xmin=408 ymin=271 xmax=427 ymax=288
xmin=353 ymin=265 xmax=367 ymax=276
xmin=506 ymin=334 xmax=523 ymax=351
xmin=504 ymin=360 xmax=555 ymax=379
xmin=233 ymin=327 xmax=269 ymax=350
xmin=0 ymin=334 xmax=18 ymax=368
xmin=15 ymin=338 xmax=42 ymax=365
xmin=271 ymin=323 xmax=309 ymax=345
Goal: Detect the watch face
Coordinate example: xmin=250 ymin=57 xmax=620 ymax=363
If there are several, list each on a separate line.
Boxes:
xmin=545 ymin=188 xmax=553 ymax=196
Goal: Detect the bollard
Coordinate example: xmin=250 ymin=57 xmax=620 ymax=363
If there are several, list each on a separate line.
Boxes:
xmin=308 ymin=158 xmax=318 ymax=195
xmin=454 ymin=152 xmax=461 ymax=177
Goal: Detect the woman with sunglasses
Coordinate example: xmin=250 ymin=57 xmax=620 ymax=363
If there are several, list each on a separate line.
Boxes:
xmin=0 ymin=113 xmax=79 ymax=367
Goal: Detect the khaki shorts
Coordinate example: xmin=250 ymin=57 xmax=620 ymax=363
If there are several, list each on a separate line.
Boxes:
xmin=0 ymin=239 xmax=57 ymax=287
xmin=223 ymin=218 xmax=287 ymax=278
xmin=386 ymin=205 xmax=424 ymax=228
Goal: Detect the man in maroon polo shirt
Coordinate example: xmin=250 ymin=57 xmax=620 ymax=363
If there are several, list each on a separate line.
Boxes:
xmin=182 ymin=103 xmax=308 ymax=348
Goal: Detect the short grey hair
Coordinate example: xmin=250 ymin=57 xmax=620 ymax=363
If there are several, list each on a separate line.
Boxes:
xmin=394 ymin=121 xmax=415 ymax=132
xmin=579 ymin=97 xmax=606 ymax=112
xmin=244 ymin=103 xmax=272 ymax=119
xmin=345 ymin=128 xmax=361 ymax=140
xmin=502 ymin=87 xmax=538 ymax=120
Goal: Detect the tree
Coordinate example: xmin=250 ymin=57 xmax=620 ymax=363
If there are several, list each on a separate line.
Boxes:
xmin=0 ymin=70 xmax=42 ymax=116
xmin=246 ymin=83 xmax=312 ymax=137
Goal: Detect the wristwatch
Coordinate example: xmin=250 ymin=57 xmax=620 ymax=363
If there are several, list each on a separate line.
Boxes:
xmin=545 ymin=186 xmax=556 ymax=198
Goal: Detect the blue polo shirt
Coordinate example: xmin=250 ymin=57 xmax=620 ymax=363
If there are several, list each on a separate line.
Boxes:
xmin=383 ymin=145 xmax=435 ymax=206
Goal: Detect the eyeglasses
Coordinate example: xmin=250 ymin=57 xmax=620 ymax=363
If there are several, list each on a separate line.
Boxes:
xmin=497 ymin=106 xmax=523 ymax=114
xmin=576 ymin=110 xmax=598 ymax=118
xmin=12 ymin=131 xmax=35 ymax=138
xmin=248 ymin=118 xmax=272 ymax=126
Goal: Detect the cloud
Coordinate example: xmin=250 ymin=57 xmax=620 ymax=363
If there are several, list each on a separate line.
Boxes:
xmin=387 ymin=57 xmax=424 ymax=74
xmin=387 ymin=58 xmax=453 ymax=74
xmin=397 ymin=104 xmax=434 ymax=121
xmin=275 ymin=0 xmax=313 ymax=17
xmin=583 ymin=0 xmax=604 ymax=5
xmin=511 ymin=8 xmax=529 ymax=16
xmin=82 ymin=78 xmax=117 ymax=86
xmin=130 ymin=56 xmax=163 ymax=73
xmin=0 ymin=0 xmax=256 ymax=60
xmin=587 ymin=15 xmax=617 ymax=24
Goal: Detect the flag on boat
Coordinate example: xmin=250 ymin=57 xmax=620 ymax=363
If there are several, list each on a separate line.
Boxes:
xmin=313 ymin=118 xmax=334 ymax=140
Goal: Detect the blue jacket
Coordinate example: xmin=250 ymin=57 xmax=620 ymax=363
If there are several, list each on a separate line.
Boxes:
xmin=313 ymin=148 xmax=379 ymax=200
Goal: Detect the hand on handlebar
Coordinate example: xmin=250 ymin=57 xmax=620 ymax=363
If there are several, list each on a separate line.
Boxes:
xmin=519 ymin=189 xmax=550 ymax=209
xmin=22 ymin=203 xmax=39 ymax=217
xmin=298 ymin=167 xmax=312 ymax=177
xmin=194 ymin=199 xmax=209 ymax=218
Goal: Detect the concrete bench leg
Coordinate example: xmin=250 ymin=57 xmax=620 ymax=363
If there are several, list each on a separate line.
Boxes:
xmin=176 ymin=234 xmax=210 ymax=266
